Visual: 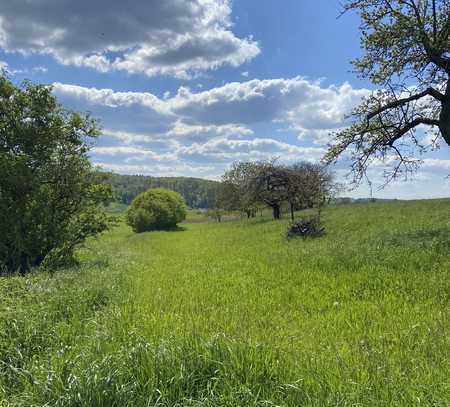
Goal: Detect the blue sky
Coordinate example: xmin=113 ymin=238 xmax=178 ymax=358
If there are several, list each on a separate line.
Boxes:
xmin=1 ymin=0 xmax=449 ymax=199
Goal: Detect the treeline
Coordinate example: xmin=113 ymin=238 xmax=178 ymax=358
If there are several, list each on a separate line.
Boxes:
xmin=103 ymin=173 xmax=220 ymax=209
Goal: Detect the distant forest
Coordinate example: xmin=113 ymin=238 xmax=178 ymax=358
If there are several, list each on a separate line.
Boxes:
xmin=103 ymin=172 xmax=397 ymax=210
xmin=104 ymin=173 xmax=220 ymax=209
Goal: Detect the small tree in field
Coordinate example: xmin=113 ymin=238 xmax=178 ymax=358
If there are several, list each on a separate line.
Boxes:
xmin=285 ymin=163 xmax=336 ymax=221
xmin=246 ymin=159 xmax=289 ymax=220
xmin=219 ymin=161 xmax=260 ymax=218
xmin=221 ymin=159 xmax=336 ymax=221
xmin=126 ymin=188 xmax=187 ymax=232
xmin=0 ymin=75 xmax=112 ymax=274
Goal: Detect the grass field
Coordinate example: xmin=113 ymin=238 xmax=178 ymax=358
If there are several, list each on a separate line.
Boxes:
xmin=1 ymin=199 xmax=449 ymax=406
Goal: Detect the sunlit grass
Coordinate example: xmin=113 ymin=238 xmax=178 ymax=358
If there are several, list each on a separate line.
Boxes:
xmin=1 ymin=199 xmax=449 ymax=406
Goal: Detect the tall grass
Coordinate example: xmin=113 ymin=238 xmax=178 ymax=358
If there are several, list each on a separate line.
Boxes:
xmin=1 ymin=199 xmax=449 ymax=406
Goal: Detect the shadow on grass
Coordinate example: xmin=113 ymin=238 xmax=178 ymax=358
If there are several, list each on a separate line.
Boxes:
xmin=163 ymin=225 xmax=187 ymax=232
xmin=146 ymin=225 xmax=187 ymax=232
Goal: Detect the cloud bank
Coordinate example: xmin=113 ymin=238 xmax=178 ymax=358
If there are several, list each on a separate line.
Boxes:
xmin=0 ymin=0 xmax=259 ymax=78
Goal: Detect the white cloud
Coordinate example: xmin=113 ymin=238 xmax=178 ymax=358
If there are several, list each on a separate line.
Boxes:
xmin=51 ymin=78 xmax=449 ymax=196
xmin=49 ymin=78 xmax=369 ymax=178
xmin=178 ymin=137 xmax=325 ymax=162
xmin=53 ymin=77 xmax=369 ymax=143
xmin=92 ymin=146 xmax=177 ymax=162
xmin=94 ymin=162 xmax=215 ymax=177
xmin=168 ymin=78 xmax=369 ymax=134
xmin=5 ymin=65 xmax=48 ymax=75
xmin=52 ymin=82 xmax=174 ymax=134
xmin=167 ymin=121 xmax=253 ymax=142
xmin=0 ymin=0 xmax=259 ymax=78
xmin=422 ymin=158 xmax=450 ymax=171
xmin=0 ymin=60 xmax=7 ymax=70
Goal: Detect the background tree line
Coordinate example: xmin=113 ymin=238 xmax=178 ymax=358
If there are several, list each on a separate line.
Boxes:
xmin=104 ymin=173 xmax=220 ymax=209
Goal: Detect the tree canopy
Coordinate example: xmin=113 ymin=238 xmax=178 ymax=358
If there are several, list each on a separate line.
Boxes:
xmin=325 ymin=0 xmax=450 ymax=184
xmin=0 ymin=75 xmax=112 ymax=273
xmin=126 ymin=188 xmax=187 ymax=232
xmin=219 ymin=160 xmax=336 ymax=220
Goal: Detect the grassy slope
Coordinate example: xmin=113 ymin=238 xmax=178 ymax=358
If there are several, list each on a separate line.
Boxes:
xmin=0 ymin=199 xmax=449 ymax=406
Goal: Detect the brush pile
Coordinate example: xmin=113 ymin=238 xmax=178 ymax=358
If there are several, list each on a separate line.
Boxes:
xmin=287 ymin=215 xmax=325 ymax=239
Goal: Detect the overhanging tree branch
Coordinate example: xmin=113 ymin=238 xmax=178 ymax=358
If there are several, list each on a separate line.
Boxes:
xmin=367 ymin=87 xmax=445 ymax=122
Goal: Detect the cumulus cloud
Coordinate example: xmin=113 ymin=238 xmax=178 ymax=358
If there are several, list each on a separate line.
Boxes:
xmin=168 ymin=78 xmax=369 ymax=135
xmin=178 ymin=137 xmax=325 ymax=163
xmin=52 ymin=82 xmax=174 ymax=134
xmin=422 ymin=158 xmax=450 ymax=171
xmin=49 ymin=77 xmax=372 ymax=177
xmin=53 ymin=77 xmax=368 ymax=142
xmin=92 ymin=146 xmax=177 ymax=163
xmin=52 ymin=78 xmax=449 ymax=196
xmin=0 ymin=0 xmax=259 ymax=78
xmin=95 ymin=162 xmax=215 ymax=177
xmin=167 ymin=121 xmax=253 ymax=142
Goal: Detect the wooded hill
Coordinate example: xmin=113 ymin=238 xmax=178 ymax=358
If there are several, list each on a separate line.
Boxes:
xmin=104 ymin=173 xmax=220 ymax=209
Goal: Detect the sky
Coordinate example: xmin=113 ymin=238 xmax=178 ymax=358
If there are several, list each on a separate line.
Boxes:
xmin=0 ymin=0 xmax=449 ymax=199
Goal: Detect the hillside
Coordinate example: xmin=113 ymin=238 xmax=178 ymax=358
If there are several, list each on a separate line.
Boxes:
xmin=1 ymin=199 xmax=449 ymax=405
xmin=104 ymin=172 xmax=220 ymax=209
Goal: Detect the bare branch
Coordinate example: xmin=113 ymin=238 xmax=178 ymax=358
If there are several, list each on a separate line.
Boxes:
xmin=386 ymin=117 xmax=440 ymax=146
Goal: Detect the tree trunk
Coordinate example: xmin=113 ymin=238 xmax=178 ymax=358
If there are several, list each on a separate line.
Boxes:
xmin=272 ymin=204 xmax=281 ymax=219
xmin=290 ymin=203 xmax=295 ymax=221
xmin=439 ymin=78 xmax=450 ymax=146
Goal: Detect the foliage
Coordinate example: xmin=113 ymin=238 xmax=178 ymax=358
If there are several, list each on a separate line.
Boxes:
xmin=104 ymin=172 xmax=220 ymax=209
xmin=218 ymin=161 xmax=261 ymax=218
xmin=284 ymin=162 xmax=336 ymax=220
xmin=0 ymin=199 xmax=448 ymax=405
xmin=325 ymin=0 xmax=450 ymax=184
xmin=0 ymin=75 xmax=112 ymax=274
xmin=221 ymin=159 xmax=336 ymax=220
xmin=205 ymin=208 xmax=225 ymax=222
xmin=286 ymin=215 xmax=325 ymax=239
xmin=126 ymin=188 xmax=187 ymax=232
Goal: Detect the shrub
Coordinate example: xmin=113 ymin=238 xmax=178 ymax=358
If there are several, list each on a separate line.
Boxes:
xmin=0 ymin=75 xmax=112 ymax=274
xmin=286 ymin=215 xmax=325 ymax=239
xmin=126 ymin=188 xmax=187 ymax=232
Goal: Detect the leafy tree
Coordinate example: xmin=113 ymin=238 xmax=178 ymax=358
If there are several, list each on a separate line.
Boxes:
xmin=325 ymin=0 xmax=450 ymax=183
xmin=221 ymin=159 xmax=336 ymax=220
xmin=219 ymin=161 xmax=260 ymax=218
xmin=285 ymin=163 xmax=336 ymax=221
xmin=205 ymin=208 xmax=225 ymax=222
xmin=126 ymin=188 xmax=187 ymax=232
xmin=246 ymin=160 xmax=289 ymax=219
xmin=0 ymin=75 xmax=112 ymax=274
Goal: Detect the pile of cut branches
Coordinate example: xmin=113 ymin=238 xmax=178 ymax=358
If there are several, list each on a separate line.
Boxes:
xmin=287 ymin=215 xmax=324 ymax=239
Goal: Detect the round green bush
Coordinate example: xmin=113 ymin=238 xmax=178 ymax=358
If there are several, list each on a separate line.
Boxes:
xmin=126 ymin=188 xmax=187 ymax=232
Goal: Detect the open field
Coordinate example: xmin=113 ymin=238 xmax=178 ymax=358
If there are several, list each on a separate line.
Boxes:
xmin=1 ymin=199 xmax=449 ymax=406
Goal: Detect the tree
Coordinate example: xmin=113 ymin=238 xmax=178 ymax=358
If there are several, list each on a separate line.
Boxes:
xmin=0 ymin=75 xmax=112 ymax=274
xmin=325 ymin=0 xmax=450 ymax=184
xmin=205 ymin=208 xmax=225 ymax=222
xmin=285 ymin=163 xmax=336 ymax=221
xmin=219 ymin=161 xmax=260 ymax=218
xmin=247 ymin=160 xmax=289 ymax=219
xmin=126 ymin=188 xmax=187 ymax=233
xmin=221 ymin=159 xmax=337 ymax=220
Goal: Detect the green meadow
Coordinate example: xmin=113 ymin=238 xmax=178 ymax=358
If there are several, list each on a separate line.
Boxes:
xmin=1 ymin=199 xmax=449 ymax=406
